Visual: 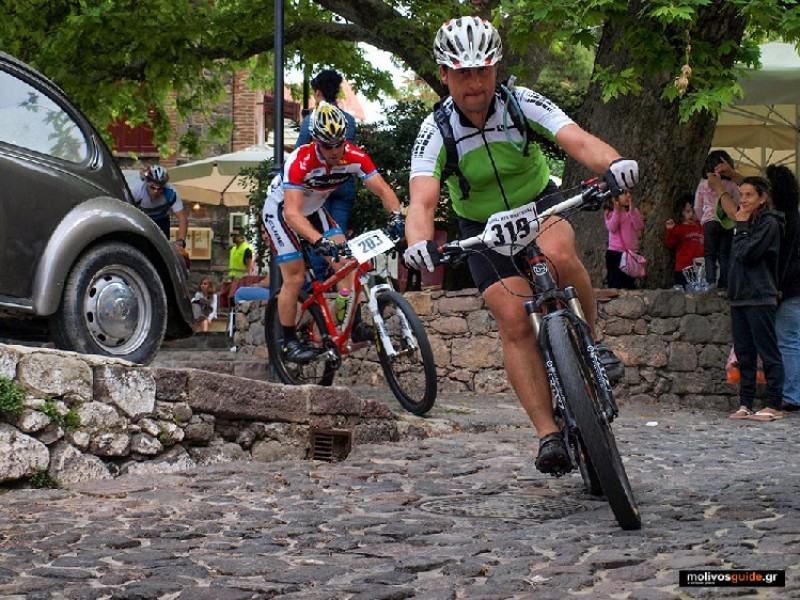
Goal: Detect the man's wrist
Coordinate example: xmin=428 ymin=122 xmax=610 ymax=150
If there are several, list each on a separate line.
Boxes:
xmin=176 ymin=239 xmax=186 ymax=248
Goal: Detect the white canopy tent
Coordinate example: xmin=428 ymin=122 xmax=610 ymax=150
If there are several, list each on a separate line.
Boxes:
xmin=712 ymin=41 xmax=800 ymax=175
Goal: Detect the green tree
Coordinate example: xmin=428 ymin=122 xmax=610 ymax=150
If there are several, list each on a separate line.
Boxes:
xmin=5 ymin=0 xmax=800 ymax=283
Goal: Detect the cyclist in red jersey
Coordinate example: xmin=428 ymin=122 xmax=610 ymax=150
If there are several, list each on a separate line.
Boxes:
xmin=262 ymin=102 xmax=404 ymax=363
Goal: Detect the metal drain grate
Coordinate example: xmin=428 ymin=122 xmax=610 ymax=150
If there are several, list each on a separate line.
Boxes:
xmin=417 ymin=493 xmax=588 ymax=522
xmin=310 ymin=428 xmax=352 ymax=462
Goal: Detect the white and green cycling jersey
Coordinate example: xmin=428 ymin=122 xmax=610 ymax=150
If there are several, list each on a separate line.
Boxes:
xmin=410 ymin=86 xmax=573 ymax=223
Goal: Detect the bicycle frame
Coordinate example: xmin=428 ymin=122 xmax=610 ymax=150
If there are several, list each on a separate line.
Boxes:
xmin=300 ymin=232 xmax=419 ymax=361
xmin=301 ymin=255 xmax=368 ymax=354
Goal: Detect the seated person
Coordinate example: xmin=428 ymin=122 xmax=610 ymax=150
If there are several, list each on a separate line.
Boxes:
xmin=191 ymin=277 xmax=218 ymax=332
xmin=261 ymin=102 xmax=403 ymax=363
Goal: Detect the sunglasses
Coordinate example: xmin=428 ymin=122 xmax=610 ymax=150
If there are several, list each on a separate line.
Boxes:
xmin=147 ymin=183 xmax=164 ymax=192
xmin=318 ymin=140 xmax=345 ymax=150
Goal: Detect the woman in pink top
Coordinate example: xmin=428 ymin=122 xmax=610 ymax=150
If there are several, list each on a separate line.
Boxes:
xmin=604 ymin=189 xmax=646 ymax=289
xmin=693 ymin=150 xmax=741 ymax=290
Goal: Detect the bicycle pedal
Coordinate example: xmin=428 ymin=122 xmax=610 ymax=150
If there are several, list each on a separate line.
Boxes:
xmin=548 ymin=464 xmax=574 ymax=478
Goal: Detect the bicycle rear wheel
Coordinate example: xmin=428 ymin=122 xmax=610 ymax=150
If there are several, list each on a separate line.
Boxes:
xmin=547 ymin=314 xmax=641 ymax=530
xmin=375 ymin=290 xmax=437 ymax=415
xmin=264 ymin=290 xmax=336 ymax=386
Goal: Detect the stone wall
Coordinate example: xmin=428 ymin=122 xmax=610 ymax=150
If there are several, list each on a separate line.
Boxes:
xmin=0 ymin=346 xmax=397 ymax=488
xmin=232 ymin=287 xmax=739 ymax=410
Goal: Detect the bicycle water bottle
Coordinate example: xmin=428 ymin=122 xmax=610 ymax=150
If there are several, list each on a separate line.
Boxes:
xmin=334 ymin=288 xmax=351 ymax=323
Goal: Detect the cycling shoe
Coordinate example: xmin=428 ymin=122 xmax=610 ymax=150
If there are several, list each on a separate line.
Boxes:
xmin=535 ymin=432 xmax=572 ymax=476
xmin=282 ymin=339 xmax=316 ymax=364
xmin=596 ymin=342 xmax=624 ymax=384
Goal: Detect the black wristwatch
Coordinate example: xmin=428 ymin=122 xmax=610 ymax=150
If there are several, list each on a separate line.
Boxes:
xmin=176 ymin=239 xmax=186 ymax=248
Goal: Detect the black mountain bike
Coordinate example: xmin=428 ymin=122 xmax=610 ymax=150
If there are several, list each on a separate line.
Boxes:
xmin=436 ymin=179 xmax=641 ymax=530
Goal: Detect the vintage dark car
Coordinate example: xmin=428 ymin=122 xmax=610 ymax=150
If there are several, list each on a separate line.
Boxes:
xmin=0 ymin=52 xmax=194 ymax=364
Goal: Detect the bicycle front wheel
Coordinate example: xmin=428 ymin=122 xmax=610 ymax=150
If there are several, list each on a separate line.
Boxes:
xmin=547 ymin=314 xmax=641 ymax=530
xmin=375 ymin=290 xmax=437 ymax=415
xmin=264 ymin=290 xmax=336 ymax=386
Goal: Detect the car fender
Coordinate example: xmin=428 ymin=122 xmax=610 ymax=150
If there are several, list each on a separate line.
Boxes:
xmin=32 ymin=197 xmax=194 ymax=326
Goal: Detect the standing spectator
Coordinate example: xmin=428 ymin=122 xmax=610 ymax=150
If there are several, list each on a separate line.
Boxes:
xmin=130 ymin=165 xmax=189 ymax=251
xmin=604 ymin=189 xmax=645 ymax=289
xmin=766 ymin=164 xmax=800 ymax=412
xmin=716 ymin=176 xmax=785 ymax=421
xmin=191 ymin=277 xmax=218 ymax=333
xmin=296 ymin=69 xmax=358 ymax=234
xmin=665 ymin=193 xmax=704 ymax=288
xmin=694 ymin=151 xmax=741 ymax=290
xmin=228 ymin=228 xmax=253 ymax=279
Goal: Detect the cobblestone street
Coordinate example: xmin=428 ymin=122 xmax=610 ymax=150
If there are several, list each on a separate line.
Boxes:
xmin=0 ymin=392 xmax=797 ymax=599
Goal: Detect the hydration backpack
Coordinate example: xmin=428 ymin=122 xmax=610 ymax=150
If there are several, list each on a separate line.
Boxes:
xmin=432 ymin=81 xmax=564 ymax=201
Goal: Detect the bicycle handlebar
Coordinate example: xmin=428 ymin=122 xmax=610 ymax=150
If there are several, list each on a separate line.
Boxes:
xmin=437 ymin=178 xmax=615 ymax=263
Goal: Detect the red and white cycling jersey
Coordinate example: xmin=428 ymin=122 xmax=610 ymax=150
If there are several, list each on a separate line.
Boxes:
xmin=264 ymin=142 xmax=378 ymax=215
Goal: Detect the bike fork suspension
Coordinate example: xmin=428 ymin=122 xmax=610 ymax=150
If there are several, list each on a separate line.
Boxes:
xmin=365 ymin=283 xmax=416 ymax=357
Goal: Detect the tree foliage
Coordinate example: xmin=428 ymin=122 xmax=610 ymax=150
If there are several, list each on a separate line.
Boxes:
xmin=4 ymin=0 xmax=800 ymax=286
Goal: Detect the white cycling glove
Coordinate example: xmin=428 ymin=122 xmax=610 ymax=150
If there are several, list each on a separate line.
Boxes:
xmin=605 ymin=158 xmax=639 ymax=192
xmin=403 ymin=240 xmax=440 ymax=273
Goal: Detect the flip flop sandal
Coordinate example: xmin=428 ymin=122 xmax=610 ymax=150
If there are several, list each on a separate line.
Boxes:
xmin=729 ymin=407 xmax=754 ymax=419
xmin=747 ymin=410 xmax=785 ymax=422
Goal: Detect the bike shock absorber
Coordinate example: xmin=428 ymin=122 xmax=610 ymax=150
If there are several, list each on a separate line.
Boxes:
xmin=524 ymin=301 xmax=542 ymax=337
xmin=564 ymin=286 xmax=586 ymax=324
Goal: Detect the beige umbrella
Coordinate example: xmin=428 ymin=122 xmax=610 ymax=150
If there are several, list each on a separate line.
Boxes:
xmin=169 ymin=144 xmax=275 ymax=206
xmin=712 ymin=41 xmax=800 ymax=174
xmin=171 ymin=166 xmax=256 ymax=207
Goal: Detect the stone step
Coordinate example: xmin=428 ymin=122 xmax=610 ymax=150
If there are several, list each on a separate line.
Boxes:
xmin=161 ymin=332 xmax=231 ymax=350
xmin=152 ymin=346 xmax=270 ymax=382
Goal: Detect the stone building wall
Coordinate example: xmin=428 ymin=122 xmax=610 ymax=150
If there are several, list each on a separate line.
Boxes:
xmin=232 ymin=288 xmax=739 ymax=410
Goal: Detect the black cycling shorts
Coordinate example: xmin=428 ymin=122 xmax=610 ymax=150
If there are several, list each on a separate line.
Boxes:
xmin=457 ymin=180 xmax=565 ymax=294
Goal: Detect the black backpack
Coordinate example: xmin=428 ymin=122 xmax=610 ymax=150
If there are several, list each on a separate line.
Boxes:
xmin=432 ymin=82 xmax=565 ymax=201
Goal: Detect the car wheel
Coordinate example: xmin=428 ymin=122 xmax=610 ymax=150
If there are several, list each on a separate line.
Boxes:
xmin=49 ymin=243 xmax=167 ymax=364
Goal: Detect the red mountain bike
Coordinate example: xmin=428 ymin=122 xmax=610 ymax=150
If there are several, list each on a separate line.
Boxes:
xmin=265 ymin=228 xmax=437 ymax=415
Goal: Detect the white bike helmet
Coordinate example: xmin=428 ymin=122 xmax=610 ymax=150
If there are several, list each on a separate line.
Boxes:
xmin=310 ymin=101 xmax=347 ymax=146
xmin=144 ymin=164 xmax=169 ymax=185
xmin=433 ymin=16 xmax=503 ymax=69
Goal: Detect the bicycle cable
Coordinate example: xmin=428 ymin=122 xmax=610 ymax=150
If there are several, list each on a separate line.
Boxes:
xmin=457 ymin=182 xmax=589 ymax=299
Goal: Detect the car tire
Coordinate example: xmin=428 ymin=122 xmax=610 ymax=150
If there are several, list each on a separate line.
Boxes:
xmin=49 ymin=242 xmax=167 ymax=365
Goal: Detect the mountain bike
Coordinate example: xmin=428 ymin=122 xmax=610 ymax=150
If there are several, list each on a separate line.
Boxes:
xmin=436 ymin=178 xmax=641 ymax=530
xmin=265 ymin=228 xmax=437 ymax=415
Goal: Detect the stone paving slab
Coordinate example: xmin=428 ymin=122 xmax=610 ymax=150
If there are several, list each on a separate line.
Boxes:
xmin=0 ymin=393 xmax=797 ymax=599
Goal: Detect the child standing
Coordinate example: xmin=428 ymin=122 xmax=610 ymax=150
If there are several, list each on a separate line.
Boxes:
xmin=694 ymin=150 xmax=740 ymax=290
xmin=713 ymin=176 xmax=785 ymax=421
xmin=604 ymin=189 xmax=645 ymax=289
xmin=665 ymin=194 xmax=704 ymax=289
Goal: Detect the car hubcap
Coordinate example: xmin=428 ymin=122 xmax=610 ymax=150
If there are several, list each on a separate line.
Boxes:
xmin=83 ymin=267 xmax=151 ymax=353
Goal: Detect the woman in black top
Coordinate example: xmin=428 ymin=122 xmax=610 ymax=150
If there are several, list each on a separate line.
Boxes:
xmin=723 ymin=176 xmax=785 ymax=421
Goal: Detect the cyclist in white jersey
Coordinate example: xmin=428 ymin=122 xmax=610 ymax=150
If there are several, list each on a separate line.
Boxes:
xmin=404 ymin=16 xmax=640 ymax=476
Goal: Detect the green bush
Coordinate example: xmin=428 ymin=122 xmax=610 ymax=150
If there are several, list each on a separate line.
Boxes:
xmin=0 ymin=377 xmax=25 ymax=415
xmin=40 ymin=398 xmax=81 ymax=431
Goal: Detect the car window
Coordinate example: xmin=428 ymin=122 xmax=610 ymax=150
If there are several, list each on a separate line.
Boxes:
xmin=0 ymin=70 xmax=89 ymax=162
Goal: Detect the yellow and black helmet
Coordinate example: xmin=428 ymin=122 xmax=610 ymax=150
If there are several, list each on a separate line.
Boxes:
xmin=310 ymin=101 xmax=347 ymax=146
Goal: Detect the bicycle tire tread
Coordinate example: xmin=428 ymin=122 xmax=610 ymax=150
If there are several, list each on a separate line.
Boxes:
xmin=547 ymin=314 xmax=641 ymax=530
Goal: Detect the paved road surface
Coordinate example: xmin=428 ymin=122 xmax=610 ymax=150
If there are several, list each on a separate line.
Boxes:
xmin=0 ymin=392 xmax=797 ymax=599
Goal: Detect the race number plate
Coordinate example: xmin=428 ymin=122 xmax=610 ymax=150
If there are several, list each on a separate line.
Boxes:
xmin=480 ymin=201 xmax=540 ymax=256
xmin=348 ymin=229 xmax=394 ymax=263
